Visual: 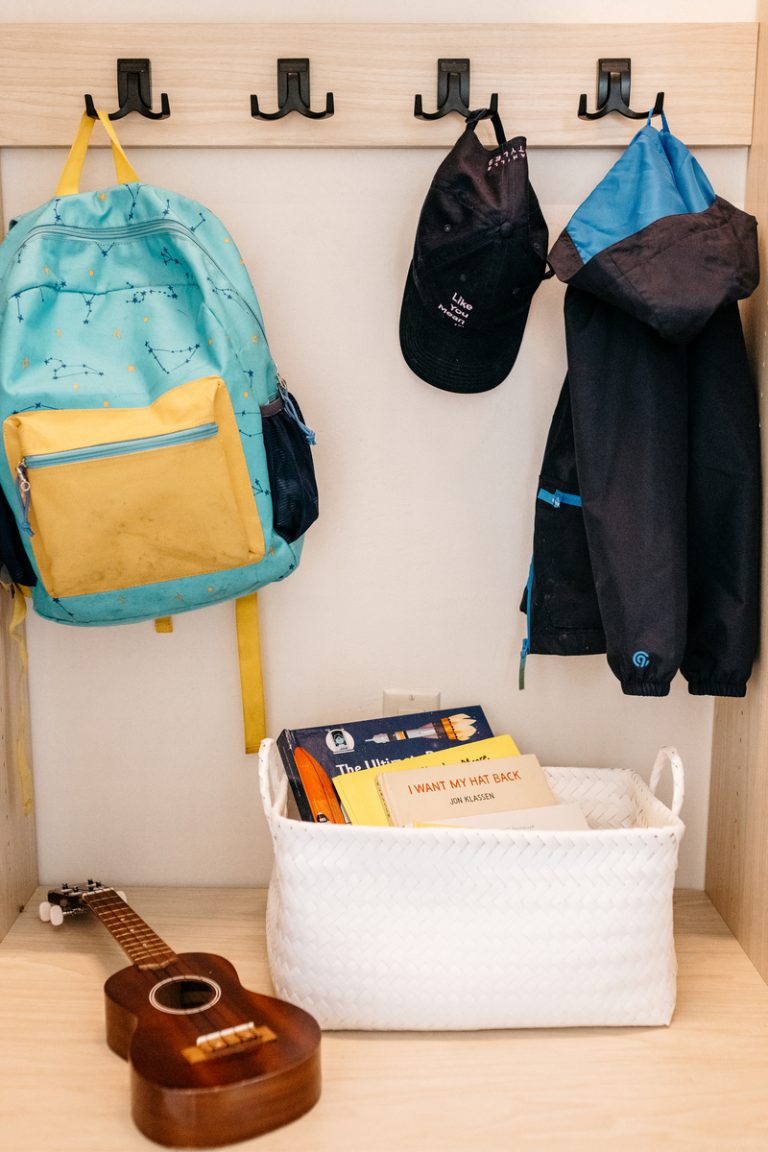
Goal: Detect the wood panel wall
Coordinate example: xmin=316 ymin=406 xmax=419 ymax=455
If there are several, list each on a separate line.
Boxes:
xmin=706 ymin=14 xmax=768 ymax=983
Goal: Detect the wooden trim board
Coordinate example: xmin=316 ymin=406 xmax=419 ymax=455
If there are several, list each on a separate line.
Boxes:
xmin=0 ymin=589 xmax=36 ymax=942
xmin=707 ymin=15 xmax=768 ymax=983
xmin=0 ymin=23 xmax=757 ymax=148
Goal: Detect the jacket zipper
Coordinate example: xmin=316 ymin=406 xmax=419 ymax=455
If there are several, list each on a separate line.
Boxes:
xmin=537 ymin=487 xmax=583 ymax=509
xmin=519 ymin=487 xmax=584 ymax=689
xmin=15 ymin=421 xmax=218 ymax=535
xmin=519 ymin=560 xmax=534 ymax=690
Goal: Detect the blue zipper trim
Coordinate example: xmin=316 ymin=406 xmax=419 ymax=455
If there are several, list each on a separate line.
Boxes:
xmin=521 ymin=487 xmax=582 ymax=687
xmin=23 ymin=422 xmax=218 ymax=469
xmin=519 ymin=558 xmax=534 ymax=691
xmin=16 ymin=421 xmax=218 ymax=535
xmin=537 ymin=487 xmax=582 ymax=509
xmin=278 ymin=379 xmax=316 ymax=446
xmin=14 ymin=464 xmax=33 ymax=536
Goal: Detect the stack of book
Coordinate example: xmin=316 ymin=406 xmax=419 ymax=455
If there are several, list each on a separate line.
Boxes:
xmin=276 ymin=705 xmax=588 ymax=831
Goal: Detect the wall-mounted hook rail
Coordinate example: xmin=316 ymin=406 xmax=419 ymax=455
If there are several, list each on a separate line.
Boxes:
xmin=251 ymin=58 xmax=334 ymax=120
xmin=84 ymin=58 xmax=170 ymax=121
xmin=0 ymin=23 xmax=750 ymax=148
xmin=414 ymin=58 xmax=498 ymax=120
xmin=578 ymin=58 xmax=664 ymax=120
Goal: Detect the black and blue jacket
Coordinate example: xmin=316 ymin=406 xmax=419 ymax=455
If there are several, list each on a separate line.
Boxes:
xmin=521 ymin=114 xmax=760 ymax=698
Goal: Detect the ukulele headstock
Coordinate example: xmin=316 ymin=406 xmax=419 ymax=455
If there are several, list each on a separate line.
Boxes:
xmin=39 ymin=879 xmax=124 ymax=926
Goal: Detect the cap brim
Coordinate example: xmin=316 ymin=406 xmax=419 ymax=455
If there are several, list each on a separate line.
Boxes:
xmin=399 ymin=265 xmax=531 ymax=394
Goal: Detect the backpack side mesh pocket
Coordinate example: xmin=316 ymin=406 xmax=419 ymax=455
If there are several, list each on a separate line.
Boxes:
xmin=260 ymin=387 xmax=319 ymax=544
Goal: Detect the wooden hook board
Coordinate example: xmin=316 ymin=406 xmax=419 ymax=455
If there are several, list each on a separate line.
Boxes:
xmin=0 ymin=22 xmax=757 ymax=148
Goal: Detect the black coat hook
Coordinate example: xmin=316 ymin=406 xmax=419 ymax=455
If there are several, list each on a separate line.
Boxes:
xmin=578 ymin=58 xmax=664 ymax=121
xmin=85 ymin=58 xmax=170 ymax=121
xmin=251 ymin=59 xmax=334 ymax=120
xmin=415 ymin=58 xmax=498 ymax=120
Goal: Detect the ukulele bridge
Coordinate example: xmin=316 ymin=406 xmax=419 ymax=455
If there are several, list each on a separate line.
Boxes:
xmin=181 ymin=1021 xmax=277 ymax=1064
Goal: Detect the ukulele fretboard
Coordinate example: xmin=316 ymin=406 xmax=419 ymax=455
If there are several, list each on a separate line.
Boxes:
xmin=83 ymin=888 xmax=178 ymax=970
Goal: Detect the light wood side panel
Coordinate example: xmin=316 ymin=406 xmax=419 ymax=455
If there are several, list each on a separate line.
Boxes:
xmin=0 ymin=151 xmax=37 ymax=939
xmin=0 ymin=23 xmax=757 ymax=149
xmin=706 ymin=18 xmax=768 ymax=982
xmin=0 ymin=588 xmax=37 ymax=942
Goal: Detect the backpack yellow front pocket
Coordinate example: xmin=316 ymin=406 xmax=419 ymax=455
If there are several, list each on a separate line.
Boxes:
xmin=3 ymin=376 xmax=265 ymax=598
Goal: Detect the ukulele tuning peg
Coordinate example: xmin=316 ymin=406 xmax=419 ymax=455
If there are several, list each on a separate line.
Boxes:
xmin=38 ymin=900 xmax=52 ymax=922
xmin=49 ymin=905 xmax=65 ymax=927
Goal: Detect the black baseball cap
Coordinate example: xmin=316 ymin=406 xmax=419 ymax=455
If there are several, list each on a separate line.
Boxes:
xmin=400 ymin=109 xmax=550 ymax=393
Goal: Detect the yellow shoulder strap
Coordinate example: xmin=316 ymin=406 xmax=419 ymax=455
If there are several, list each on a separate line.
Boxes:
xmin=235 ymin=593 xmax=267 ymax=753
xmin=56 ymin=109 xmax=139 ymax=197
xmin=155 ymin=597 xmax=265 ymax=750
xmin=7 ymin=588 xmax=34 ymax=815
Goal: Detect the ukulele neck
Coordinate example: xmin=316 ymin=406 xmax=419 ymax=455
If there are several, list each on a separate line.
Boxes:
xmin=83 ymin=888 xmax=178 ymax=970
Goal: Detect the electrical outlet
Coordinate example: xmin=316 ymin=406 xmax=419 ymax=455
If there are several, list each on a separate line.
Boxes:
xmin=382 ymin=690 xmax=441 ymax=717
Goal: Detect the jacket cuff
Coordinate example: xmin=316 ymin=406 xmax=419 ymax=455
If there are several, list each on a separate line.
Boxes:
xmin=688 ymin=681 xmax=747 ymax=698
xmin=620 ymin=681 xmax=671 ymax=698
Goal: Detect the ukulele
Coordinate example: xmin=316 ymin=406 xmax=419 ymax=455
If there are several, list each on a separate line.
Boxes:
xmin=40 ymin=881 xmax=321 ymax=1148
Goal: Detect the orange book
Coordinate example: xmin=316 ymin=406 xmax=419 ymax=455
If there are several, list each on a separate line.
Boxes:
xmin=294 ymin=746 xmax=346 ymax=824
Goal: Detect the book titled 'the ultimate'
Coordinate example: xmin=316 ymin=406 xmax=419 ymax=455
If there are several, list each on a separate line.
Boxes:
xmin=277 ymin=705 xmax=493 ymax=823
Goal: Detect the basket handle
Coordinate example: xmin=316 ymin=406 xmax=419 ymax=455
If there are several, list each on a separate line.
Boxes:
xmin=258 ymin=737 xmax=288 ymax=821
xmin=649 ymin=746 xmax=685 ymax=817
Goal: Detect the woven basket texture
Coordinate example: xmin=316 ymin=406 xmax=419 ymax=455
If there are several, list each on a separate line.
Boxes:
xmin=259 ymin=740 xmax=685 ymax=1030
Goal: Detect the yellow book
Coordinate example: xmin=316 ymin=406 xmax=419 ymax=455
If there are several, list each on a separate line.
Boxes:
xmin=332 ymin=734 xmax=520 ymax=826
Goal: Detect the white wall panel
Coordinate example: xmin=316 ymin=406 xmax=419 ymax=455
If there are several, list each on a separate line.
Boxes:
xmin=0 ymin=0 xmax=754 ymax=888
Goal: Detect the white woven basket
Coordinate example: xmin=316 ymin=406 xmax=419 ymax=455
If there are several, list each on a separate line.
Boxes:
xmin=258 ymin=739 xmax=685 ymax=1031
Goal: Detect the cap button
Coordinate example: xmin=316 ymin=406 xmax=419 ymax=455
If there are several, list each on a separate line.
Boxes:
xmin=500 ymin=222 xmax=513 ymax=238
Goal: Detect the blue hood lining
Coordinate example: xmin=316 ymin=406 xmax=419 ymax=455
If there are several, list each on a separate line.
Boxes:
xmin=565 ymin=117 xmax=716 ymax=266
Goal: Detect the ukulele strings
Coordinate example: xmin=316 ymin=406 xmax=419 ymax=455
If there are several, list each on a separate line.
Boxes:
xmin=88 ymin=888 xmax=259 ymax=1043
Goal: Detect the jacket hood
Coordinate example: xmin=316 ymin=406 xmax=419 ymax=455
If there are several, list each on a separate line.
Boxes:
xmin=549 ymin=118 xmax=759 ymax=344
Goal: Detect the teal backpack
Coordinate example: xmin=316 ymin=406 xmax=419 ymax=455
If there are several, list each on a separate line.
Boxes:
xmin=0 ymin=110 xmax=317 ymax=621
xmin=0 ymin=111 xmax=318 ymax=745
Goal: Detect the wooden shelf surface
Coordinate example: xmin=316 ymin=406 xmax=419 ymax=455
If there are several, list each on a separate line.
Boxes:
xmin=1 ymin=887 xmax=767 ymax=1151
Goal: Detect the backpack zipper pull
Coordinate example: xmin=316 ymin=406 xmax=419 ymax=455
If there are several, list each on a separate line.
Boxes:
xmin=278 ymin=376 xmax=317 ymax=445
xmin=15 ymin=462 xmax=34 ymax=536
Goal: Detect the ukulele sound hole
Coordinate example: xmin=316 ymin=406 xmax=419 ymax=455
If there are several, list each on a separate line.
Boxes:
xmin=150 ymin=975 xmax=222 ymax=1015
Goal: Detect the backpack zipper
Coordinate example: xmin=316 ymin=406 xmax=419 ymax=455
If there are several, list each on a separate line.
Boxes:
xmin=15 ymin=420 xmax=218 ymax=534
xmin=10 ymin=219 xmax=267 ymax=342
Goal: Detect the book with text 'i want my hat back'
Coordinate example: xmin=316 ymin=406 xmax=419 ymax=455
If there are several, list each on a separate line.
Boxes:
xmin=375 ymin=754 xmax=556 ymax=827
